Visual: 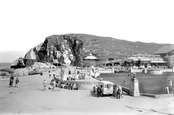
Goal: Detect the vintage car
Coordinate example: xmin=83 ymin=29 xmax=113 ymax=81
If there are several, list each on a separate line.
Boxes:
xmin=94 ymin=81 xmax=114 ymax=96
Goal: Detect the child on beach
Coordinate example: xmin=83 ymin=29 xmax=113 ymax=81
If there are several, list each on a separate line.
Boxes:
xmin=43 ymin=80 xmax=47 ymax=90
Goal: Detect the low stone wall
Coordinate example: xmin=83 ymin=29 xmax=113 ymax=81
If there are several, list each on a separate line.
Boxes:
xmin=131 ymin=69 xmax=143 ymax=73
xmin=147 ymin=70 xmax=163 ymax=75
xmin=100 ymin=69 xmax=112 ymax=73
xmin=162 ymin=69 xmax=173 ymax=72
xmin=140 ymin=93 xmax=174 ymax=98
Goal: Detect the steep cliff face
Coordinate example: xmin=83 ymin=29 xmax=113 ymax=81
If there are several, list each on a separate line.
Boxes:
xmin=25 ymin=43 xmax=43 ymax=59
xmin=24 ymin=34 xmax=83 ymax=66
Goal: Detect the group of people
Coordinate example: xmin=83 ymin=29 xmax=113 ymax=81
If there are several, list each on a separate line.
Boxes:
xmin=93 ymin=85 xmax=103 ymax=97
xmin=43 ymin=72 xmax=58 ymax=90
xmin=9 ymin=76 xmax=19 ymax=87
xmin=60 ymin=82 xmax=79 ymax=90
xmin=113 ymin=85 xmax=123 ymax=99
xmin=43 ymin=78 xmax=79 ymax=91
xmin=43 ymin=69 xmax=80 ymax=90
xmin=93 ymin=84 xmax=123 ymax=99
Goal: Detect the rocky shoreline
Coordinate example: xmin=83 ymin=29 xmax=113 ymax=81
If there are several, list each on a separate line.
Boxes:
xmin=0 ymin=62 xmax=55 ymax=79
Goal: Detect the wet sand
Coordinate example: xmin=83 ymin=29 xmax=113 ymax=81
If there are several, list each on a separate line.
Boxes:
xmin=0 ymin=72 xmax=174 ymax=115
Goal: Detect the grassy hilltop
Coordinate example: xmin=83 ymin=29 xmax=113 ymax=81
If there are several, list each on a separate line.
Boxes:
xmin=75 ymin=34 xmax=170 ymax=59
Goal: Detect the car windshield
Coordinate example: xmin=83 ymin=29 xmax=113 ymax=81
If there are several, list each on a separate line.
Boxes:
xmin=105 ymin=84 xmax=112 ymax=88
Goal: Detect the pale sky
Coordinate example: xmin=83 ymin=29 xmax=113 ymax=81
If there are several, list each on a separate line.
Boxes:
xmin=0 ymin=0 xmax=174 ymax=61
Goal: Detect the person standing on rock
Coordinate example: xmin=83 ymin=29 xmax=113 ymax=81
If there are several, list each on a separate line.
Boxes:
xmin=43 ymin=80 xmax=47 ymax=90
xmin=15 ymin=76 xmax=19 ymax=87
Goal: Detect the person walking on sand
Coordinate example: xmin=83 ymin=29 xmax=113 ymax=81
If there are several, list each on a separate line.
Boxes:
xmin=9 ymin=76 xmax=14 ymax=87
xmin=15 ymin=77 xmax=19 ymax=87
xmin=43 ymin=80 xmax=47 ymax=90
xmin=49 ymin=71 xmax=51 ymax=78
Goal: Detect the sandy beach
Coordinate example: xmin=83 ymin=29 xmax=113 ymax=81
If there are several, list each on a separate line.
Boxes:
xmin=0 ymin=71 xmax=174 ymax=115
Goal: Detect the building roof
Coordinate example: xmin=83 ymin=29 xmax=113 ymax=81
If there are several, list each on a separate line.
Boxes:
xmin=98 ymin=81 xmax=114 ymax=85
xmin=153 ymin=45 xmax=174 ymax=54
xmin=127 ymin=57 xmax=150 ymax=61
xmin=127 ymin=54 xmax=167 ymax=62
xmin=84 ymin=53 xmax=98 ymax=60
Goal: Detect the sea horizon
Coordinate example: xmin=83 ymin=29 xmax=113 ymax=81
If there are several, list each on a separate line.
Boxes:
xmin=0 ymin=62 xmax=12 ymax=69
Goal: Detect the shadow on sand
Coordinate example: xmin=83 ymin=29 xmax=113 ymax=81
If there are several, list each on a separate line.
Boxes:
xmin=89 ymin=90 xmax=96 ymax=97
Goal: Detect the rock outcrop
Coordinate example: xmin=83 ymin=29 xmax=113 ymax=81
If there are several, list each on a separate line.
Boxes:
xmin=11 ymin=57 xmax=25 ymax=69
xmin=24 ymin=34 xmax=83 ymax=66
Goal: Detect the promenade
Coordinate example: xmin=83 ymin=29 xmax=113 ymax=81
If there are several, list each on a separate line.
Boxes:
xmin=0 ymin=72 xmax=174 ymax=115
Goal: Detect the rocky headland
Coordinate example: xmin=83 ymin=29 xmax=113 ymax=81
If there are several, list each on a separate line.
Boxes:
xmin=0 ymin=34 xmax=170 ymax=78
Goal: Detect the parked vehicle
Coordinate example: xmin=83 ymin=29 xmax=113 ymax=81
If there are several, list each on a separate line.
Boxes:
xmin=94 ymin=81 xmax=114 ymax=96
